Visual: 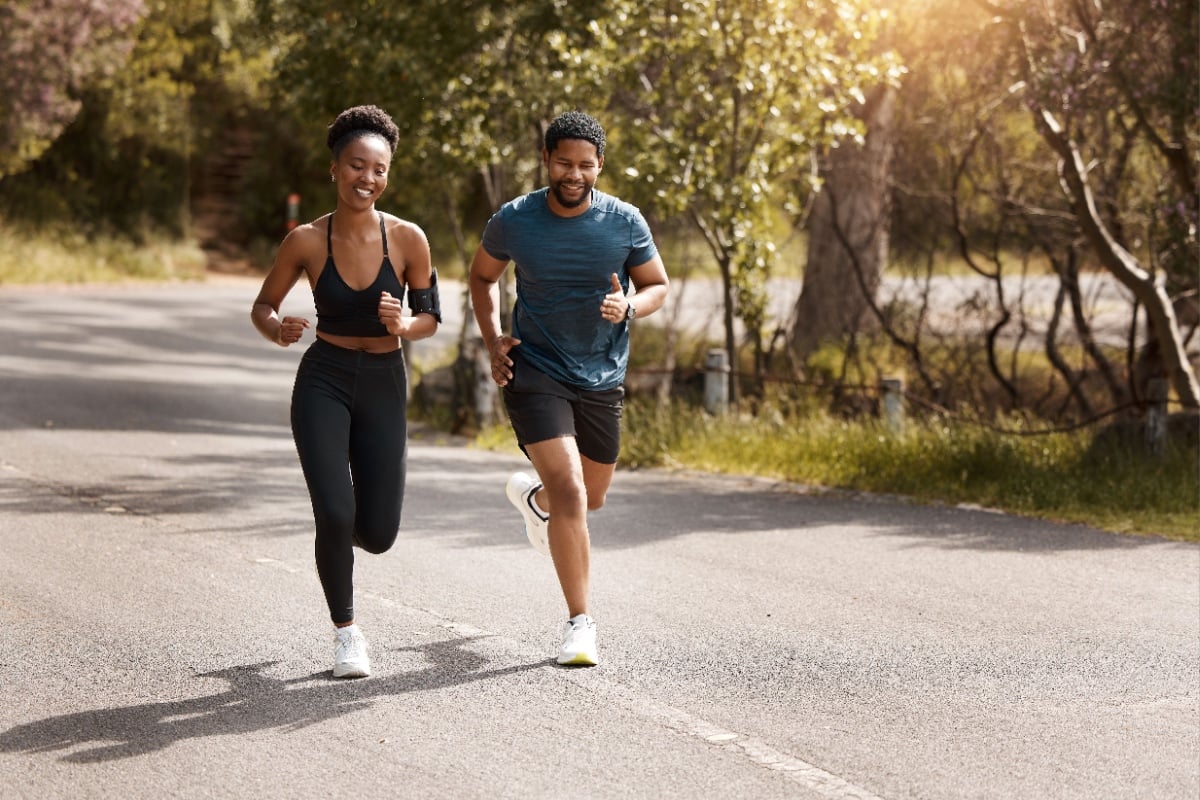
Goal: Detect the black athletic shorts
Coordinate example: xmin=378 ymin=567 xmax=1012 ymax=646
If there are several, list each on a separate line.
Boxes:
xmin=502 ymin=349 xmax=624 ymax=464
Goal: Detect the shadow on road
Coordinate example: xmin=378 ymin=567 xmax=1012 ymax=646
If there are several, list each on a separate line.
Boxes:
xmin=0 ymin=635 xmax=548 ymax=764
xmin=1 ymin=439 xmax=1176 ymax=556
xmin=598 ymin=471 xmax=1174 ymax=554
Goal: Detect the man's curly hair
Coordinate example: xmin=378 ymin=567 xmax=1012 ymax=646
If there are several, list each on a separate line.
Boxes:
xmin=544 ymin=111 xmax=606 ymax=158
xmin=326 ymin=105 xmax=400 ymax=157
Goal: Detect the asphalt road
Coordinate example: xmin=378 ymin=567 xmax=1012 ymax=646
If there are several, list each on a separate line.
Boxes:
xmin=0 ymin=279 xmax=1195 ymax=800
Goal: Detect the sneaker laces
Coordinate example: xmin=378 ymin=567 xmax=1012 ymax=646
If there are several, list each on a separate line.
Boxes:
xmin=336 ymin=631 xmax=364 ymax=660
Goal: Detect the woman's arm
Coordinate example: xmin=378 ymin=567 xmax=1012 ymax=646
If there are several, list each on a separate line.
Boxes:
xmin=251 ymin=227 xmax=312 ymax=346
xmin=384 ymin=221 xmax=439 ymax=341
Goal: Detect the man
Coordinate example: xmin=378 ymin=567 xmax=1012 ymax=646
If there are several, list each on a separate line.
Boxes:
xmin=469 ymin=111 xmax=669 ymax=666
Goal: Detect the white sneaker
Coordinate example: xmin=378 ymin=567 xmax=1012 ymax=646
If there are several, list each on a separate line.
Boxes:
xmin=332 ymin=625 xmax=370 ymax=678
xmin=505 ymin=471 xmax=550 ymax=556
xmin=558 ymin=614 xmax=598 ymax=666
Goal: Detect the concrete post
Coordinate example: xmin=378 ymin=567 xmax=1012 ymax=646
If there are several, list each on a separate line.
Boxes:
xmin=469 ymin=337 xmax=497 ymax=427
xmin=881 ymin=377 xmax=904 ymax=433
xmin=704 ymin=349 xmax=729 ymax=415
xmin=1145 ymin=378 xmax=1168 ymax=457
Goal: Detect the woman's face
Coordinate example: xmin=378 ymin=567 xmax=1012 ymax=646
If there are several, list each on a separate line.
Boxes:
xmin=330 ymin=134 xmax=392 ymax=209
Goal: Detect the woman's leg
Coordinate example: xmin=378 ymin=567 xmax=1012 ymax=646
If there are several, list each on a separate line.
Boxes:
xmin=347 ymin=355 xmax=408 ymax=555
xmin=291 ymin=347 xmax=357 ymax=625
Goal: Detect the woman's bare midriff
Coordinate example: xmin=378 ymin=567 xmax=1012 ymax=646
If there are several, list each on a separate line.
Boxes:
xmin=316 ymin=331 xmax=402 ymax=354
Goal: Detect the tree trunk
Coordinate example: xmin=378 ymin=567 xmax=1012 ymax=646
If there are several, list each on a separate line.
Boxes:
xmin=789 ymin=86 xmax=895 ymax=364
xmin=718 ymin=254 xmax=738 ymax=407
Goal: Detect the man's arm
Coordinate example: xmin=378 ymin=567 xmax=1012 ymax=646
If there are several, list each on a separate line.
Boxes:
xmin=626 ymin=254 xmax=670 ymax=318
xmin=468 ymin=245 xmax=520 ymax=386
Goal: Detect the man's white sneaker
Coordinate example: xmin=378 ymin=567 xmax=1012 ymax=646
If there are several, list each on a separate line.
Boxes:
xmin=332 ymin=625 xmax=370 ymax=678
xmin=557 ymin=614 xmax=598 ymax=666
xmin=505 ymin=471 xmax=550 ymax=556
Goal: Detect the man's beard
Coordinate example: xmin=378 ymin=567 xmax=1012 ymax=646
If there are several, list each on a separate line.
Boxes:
xmin=550 ymin=180 xmax=590 ymax=208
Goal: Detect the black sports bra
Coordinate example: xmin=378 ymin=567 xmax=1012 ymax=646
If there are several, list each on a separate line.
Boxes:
xmin=314 ymin=212 xmax=405 ymax=337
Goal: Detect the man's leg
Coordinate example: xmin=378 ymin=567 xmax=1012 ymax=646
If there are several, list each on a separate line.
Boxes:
xmin=529 ymin=454 xmax=616 ymax=516
xmin=523 ymin=436 xmax=616 ymax=618
xmin=580 ymin=455 xmax=617 ymax=512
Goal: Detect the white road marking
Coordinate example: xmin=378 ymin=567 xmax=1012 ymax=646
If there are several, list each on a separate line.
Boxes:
xmin=587 ymin=677 xmax=887 ymax=800
xmin=420 ymin=597 xmax=887 ymax=798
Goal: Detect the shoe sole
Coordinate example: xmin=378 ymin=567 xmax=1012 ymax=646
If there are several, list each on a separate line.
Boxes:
xmin=333 ymin=663 xmax=370 ymax=678
xmin=557 ymin=652 xmax=598 ymax=667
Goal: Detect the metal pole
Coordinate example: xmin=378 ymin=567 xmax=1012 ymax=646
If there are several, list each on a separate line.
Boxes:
xmin=286 ymin=193 xmax=301 ymax=231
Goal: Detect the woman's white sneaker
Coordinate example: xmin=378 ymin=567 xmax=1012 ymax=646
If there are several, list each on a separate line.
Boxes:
xmin=557 ymin=614 xmax=598 ymax=666
xmin=505 ymin=471 xmax=550 ymax=556
xmin=332 ymin=625 xmax=370 ymax=678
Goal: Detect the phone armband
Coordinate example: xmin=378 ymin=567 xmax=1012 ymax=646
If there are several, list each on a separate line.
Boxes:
xmin=407 ymin=268 xmax=442 ymax=323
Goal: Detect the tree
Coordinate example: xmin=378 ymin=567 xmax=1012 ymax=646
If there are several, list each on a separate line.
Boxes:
xmin=787 ymin=83 xmax=896 ymax=363
xmin=257 ymin=0 xmax=610 ymax=213
xmin=0 ymin=0 xmax=144 ymax=179
xmin=808 ymin=0 xmax=1200 ymax=422
xmin=590 ymin=0 xmax=898 ymax=405
xmin=0 ymin=0 xmax=279 ymax=237
xmin=985 ymin=0 xmax=1199 ymax=408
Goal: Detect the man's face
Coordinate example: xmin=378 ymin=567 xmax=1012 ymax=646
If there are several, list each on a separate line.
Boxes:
xmin=544 ymin=138 xmax=603 ymax=213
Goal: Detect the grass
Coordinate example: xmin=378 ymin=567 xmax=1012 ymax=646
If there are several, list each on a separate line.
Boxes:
xmin=0 ymin=224 xmax=207 ymax=285
xmin=610 ymin=400 xmax=1200 ymax=542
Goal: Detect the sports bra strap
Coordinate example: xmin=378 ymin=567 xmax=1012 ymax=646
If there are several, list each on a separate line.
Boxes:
xmin=324 ymin=211 xmax=388 ymax=258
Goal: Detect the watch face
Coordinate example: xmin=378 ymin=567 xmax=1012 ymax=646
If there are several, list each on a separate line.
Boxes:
xmin=626 ymin=302 xmax=636 ymax=320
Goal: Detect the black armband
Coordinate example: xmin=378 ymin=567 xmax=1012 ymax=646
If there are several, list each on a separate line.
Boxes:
xmin=407 ymin=268 xmax=442 ymax=323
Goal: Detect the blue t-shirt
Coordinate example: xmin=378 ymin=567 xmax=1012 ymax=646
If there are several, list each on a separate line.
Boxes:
xmin=481 ymin=187 xmax=658 ymax=390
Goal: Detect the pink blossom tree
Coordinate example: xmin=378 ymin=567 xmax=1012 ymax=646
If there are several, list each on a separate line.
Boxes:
xmin=0 ymin=0 xmax=144 ymax=178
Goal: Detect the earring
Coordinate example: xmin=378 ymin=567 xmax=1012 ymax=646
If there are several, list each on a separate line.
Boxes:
xmin=330 ymin=175 xmax=335 ymax=183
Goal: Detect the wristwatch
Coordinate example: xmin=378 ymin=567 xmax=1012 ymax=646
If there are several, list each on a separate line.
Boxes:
xmin=625 ymin=300 xmax=637 ymax=321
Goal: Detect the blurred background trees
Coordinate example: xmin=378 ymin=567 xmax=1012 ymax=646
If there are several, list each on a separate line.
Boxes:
xmin=0 ymin=0 xmax=1195 ymax=424
xmin=0 ymin=0 xmax=145 ymax=179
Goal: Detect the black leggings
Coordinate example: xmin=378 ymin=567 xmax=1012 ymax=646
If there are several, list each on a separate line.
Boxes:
xmin=291 ymin=337 xmax=408 ymax=625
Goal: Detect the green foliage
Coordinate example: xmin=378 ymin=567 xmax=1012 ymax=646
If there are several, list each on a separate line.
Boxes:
xmin=591 ymin=0 xmax=901 ymax=351
xmin=0 ymin=0 xmax=277 ymax=238
xmin=254 ymin=0 xmax=900 ymax=353
xmin=0 ymin=97 xmax=192 ymax=236
xmin=256 ymin=0 xmax=612 ymax=225
xmin=618 ymin=398 xmax=1200 ymax=541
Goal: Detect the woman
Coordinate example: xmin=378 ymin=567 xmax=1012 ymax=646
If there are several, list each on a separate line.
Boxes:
xmin=251 ymin=105 xmax=441 ymax=678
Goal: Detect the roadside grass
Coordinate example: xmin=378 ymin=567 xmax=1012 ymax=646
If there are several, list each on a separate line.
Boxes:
xmin=0 ymin=224 xmax=207 ymax=284
xmin=614 ymin=400 xmax=1199 ymax=543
